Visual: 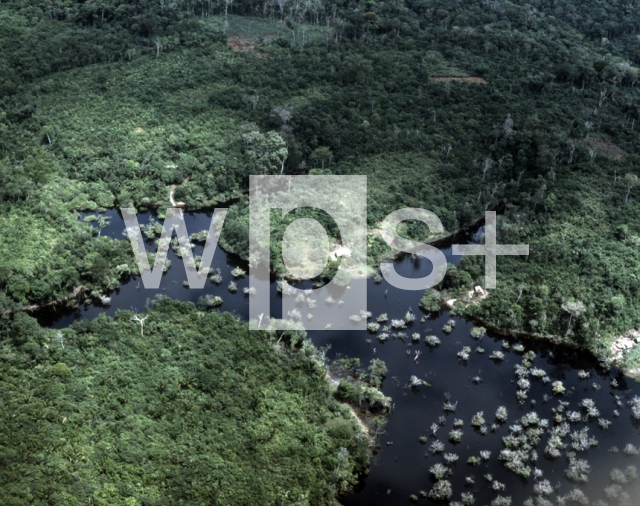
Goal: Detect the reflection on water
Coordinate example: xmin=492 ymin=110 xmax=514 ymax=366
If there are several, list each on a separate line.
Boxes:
xmin=40 ymin=211 xmax=640 ymax=505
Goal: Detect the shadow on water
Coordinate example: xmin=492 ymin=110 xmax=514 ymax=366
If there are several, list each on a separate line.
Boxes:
xmin=37 ymin=210 xmax=640 ymax=505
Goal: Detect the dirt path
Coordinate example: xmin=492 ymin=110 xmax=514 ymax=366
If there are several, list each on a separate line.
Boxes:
xmin=169 ymin=185 xmax=186 ymax=208
xmin=344 ymin=403 xmax=371 ymax=437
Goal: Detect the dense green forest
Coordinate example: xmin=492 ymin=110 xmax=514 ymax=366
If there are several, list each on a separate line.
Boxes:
xmin=4 ymin=0 xmax=640 ymax=503
xmin=3 ymin=0 xmax=640 ymax=356
xmin=0 ymin=297 xmax=370 ymax=505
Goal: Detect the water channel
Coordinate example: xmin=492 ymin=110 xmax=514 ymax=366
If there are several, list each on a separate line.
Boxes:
xmin=36 ymin=208 xmax=640 ymax=506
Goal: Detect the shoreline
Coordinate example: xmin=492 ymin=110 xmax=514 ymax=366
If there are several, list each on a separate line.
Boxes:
xmin=21 ymin=205 xmax=638 ymax=379
xmin=443 ymin=296 xmax=640 ymax=379
xmin=325 ymin=372 xmax=376 ymax=440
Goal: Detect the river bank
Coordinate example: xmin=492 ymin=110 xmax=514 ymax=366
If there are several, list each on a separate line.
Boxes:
xmin=29 ymin=207 xmax=640 ymax=506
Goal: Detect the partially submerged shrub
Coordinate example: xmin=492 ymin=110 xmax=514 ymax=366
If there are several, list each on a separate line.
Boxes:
xmin=458 ymin=346 xmax=471 ymax=361
xmin=231 ymin=267 xmax=246 ymax=278
xmin=429 ymin=440 xmax=445 ymax=454
xmin=391 ymin=319 xmax=405 ymax=329
xmin=570 ymin=427 xmax=598 ymax=452
xmin=565 ymin=458 xmax=591 ymax=483
xmin=428 ymin=480 xmax=452 ymax=501
xmin=471 ymin=412 xmax=485 ymax=427
xmin=461 ymin=492 xmax=475 ymax=506
xmin=629 ymin=396 xmax=640 ymax=419
xmin=430 ymin=463 xmax=450 ymax=480
xmin=470 ymin=326 xmax=486 ymax=339
xmin=557 ymin=489 xmax=588 ymax=505
xmin=449 ymin=429 xmax=463 ymax=443
xmin=367 ymin=322 xmax=380 ymax=333
xmin=533 ymin=480 xmax=553 ymax=496
xmin=491 ymin=481 xmax=505 ymax=492
xmin=444 ymin=453 xmax=459 ymax=464
xmin=581 ymin=398 xmax=600 ymax=418
xmin=552 ymin=381 xmax=566 ymax=395
xmin=425 ymin=335 xmax=441 ymax=347
xmin=490 ymin=351 xmax=505 ymax=361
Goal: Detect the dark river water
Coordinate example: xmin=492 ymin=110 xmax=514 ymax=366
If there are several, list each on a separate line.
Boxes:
xmin=38 ymin=209 xmax=640 ymax=505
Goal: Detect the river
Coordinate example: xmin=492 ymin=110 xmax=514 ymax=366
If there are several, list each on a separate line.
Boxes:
xmin=37 ymin=208 xmax=640 ymax=506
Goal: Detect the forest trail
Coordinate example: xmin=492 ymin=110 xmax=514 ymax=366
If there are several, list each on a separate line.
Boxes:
xmin=344 ymin=403 xmax=372 ymax=438
xmin=169 ymin=184 xmax=186 ymax=208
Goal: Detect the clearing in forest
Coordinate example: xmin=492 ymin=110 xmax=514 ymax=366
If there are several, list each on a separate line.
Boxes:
xmin=589 ymin=137 xmax=628 ymax=160
xmin=209 ymin=15 xmax=327 ymax=47
xmin=227 ymin=37 xmax=257 ymax=51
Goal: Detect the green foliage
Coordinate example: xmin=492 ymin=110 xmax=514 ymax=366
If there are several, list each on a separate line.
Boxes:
xmin=0 ymin=299 xmax=369 ymax=505
xmin=367 ymin=358 xmax=388 ymax=389
xmin=3 ymin=0 xmax=640 ymax=365
xmin=9 ymin=0 xmax=640 ymax=500
xmin=441 ymin=265 xmax=473 ymax=291
xmin=470 ymin=327 xmax=487 ymax=339
xmin=331 ymin=357 xmax=391 ymax=412
xmin=336 ymin=380 xmax=357 ymax=402
xmin=420 ymin=289 xmax=442 ymax=313
xmin=241 ymin=123 xmax=288 ymax=174
xmin=0 ymin=178 xmax=135 ymax=305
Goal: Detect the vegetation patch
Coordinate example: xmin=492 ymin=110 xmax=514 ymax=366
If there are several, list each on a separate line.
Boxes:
xmin=228 ymin=36 xmax=258 ymax=52
xmin=0 ymin=298 xmax=369 ymax=505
